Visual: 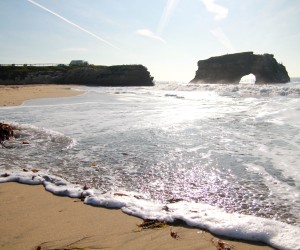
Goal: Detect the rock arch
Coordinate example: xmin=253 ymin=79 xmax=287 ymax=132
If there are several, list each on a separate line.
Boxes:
xmin=190 ymin=52 xmax=290 ymax=84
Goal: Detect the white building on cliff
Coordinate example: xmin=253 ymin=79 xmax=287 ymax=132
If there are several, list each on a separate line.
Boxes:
xmin=69 ymin=60 xmax=88 ymax=66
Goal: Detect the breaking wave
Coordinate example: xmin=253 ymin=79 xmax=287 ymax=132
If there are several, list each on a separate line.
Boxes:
xmin=154 ymin=81 xmax=300 ymax=98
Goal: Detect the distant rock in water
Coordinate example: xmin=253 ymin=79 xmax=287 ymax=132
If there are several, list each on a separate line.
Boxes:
xmin=0 ymin=64 xmax=154 ymax=86
xmin=190 ymin=52 xmax=290 ymax=84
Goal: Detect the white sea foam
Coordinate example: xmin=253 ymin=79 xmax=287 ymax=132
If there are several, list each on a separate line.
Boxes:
xmin=0 ymin=171 xmax=299 ymax=250
xmin=245 ymin=163 xmax=299 ymax=203
xmin=3 ymin=122 xmax=77 ymax=150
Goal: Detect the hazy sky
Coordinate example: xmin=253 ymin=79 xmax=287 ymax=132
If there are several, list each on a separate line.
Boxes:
xmin=0 ymin=0 xmax=299 ymax=81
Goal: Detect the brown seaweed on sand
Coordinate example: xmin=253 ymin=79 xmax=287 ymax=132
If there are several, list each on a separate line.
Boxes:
xmin=114 ymin=193 xmax=129 ymax=197
xmin=137 ymin=219 xmax=168 ymax=230
xmin=167 ymin=198 xmax=183 ymax=203
xmin=170 ymin=230 xmax=180 ymax=239
xmin=211 ymin=238 xmax=235 ymax=250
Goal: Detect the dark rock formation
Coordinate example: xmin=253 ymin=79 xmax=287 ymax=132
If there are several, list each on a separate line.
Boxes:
xmin=190 ymin=52 xmax=290 ymax=84
xmin=0 ymin=64 xmax=154 ymax=86
xmin=0 ymin=123 xmax=14 ymax=147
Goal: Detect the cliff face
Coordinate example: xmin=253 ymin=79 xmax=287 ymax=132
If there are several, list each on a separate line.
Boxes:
xmin=0 ymin=65 xmax=154 ymax=86
xmin=190 ymin=52 xmax=290 ymax=84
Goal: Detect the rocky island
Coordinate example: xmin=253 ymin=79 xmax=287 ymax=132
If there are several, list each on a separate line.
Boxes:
xmin=0 ymin=64 xmax=154 ymax=86
xmin=190 ymin=52 xmax=290 ymax=84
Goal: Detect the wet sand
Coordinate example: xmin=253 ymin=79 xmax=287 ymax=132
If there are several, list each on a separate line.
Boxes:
xmin=0 ymin=183 xmax=274 ymax=250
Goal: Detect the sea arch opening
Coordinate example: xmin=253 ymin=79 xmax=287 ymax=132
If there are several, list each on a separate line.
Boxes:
xmin=239 ymin=73 xmax=256 ymax=84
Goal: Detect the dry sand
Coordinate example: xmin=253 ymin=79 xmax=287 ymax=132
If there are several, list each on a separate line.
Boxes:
xmin=0 ymin=84 xmax=84 ymax=106
xmin=0 ymin=84 xmax=274 ymax=250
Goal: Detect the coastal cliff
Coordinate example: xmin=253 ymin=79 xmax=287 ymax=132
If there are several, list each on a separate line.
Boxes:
xmin=190 ymin=52 xmax=290 ymax=84
xmin=0 ymin=64 xmax=154 ymax=86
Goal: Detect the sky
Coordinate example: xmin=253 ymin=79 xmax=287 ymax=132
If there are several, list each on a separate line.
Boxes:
xmin=0 ymin=0 xmax=299 ymax=81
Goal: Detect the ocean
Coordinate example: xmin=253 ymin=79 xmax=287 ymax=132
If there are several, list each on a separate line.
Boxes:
xmin=1 ymin=79 xmax=300 ymax=250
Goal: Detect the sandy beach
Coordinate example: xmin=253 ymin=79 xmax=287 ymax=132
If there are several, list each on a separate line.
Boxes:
xmin=0 ymin=84 xmax=84 ymax=106
xmin=0 ymin=84 xmax=274 ymax=250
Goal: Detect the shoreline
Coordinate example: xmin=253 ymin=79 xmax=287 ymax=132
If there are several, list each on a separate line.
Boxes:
xmin=0 ymin=182 xmax=273 ymax=250
xmin=0 ymin=84 xmax=274 ymax=249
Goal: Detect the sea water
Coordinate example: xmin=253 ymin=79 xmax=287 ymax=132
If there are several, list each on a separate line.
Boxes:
xmin=1 ymin=79 xmax=300 ymax=250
